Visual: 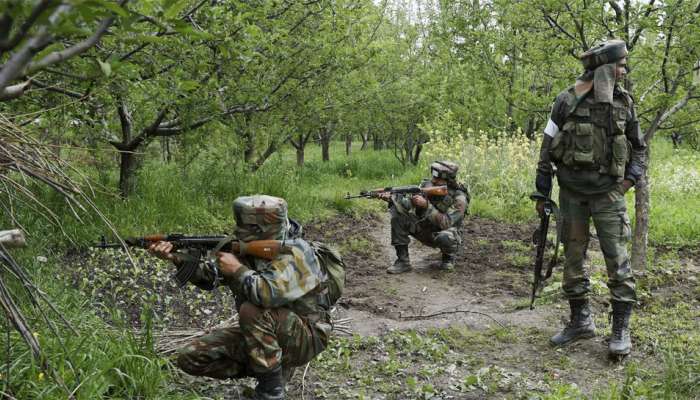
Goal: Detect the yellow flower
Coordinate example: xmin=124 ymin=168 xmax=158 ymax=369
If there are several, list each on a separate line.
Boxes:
xmin=38 ymin=372 xmax=44 ymax=381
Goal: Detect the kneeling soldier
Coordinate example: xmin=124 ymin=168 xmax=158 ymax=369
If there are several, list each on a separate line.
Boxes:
xmin=381 ymin=160 xmax=469 ymax=273
xmin=148 ymin=195 xmax=336 ymax=400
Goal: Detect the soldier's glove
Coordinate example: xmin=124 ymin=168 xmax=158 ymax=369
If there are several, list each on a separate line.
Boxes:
xmin=535 ymin=200 xmax=545 ymax=217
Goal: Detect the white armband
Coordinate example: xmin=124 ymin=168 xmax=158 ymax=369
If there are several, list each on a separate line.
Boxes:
xmin=544 ymin=119 xmax=559 ymax=138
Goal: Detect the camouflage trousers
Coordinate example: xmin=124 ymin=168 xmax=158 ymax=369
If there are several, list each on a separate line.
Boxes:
xmin=176 ymin=302 xmax=330 ymax=378
xmin=559 ymin=186 xmax=636 ymax=303
xmin=390 ymin=207 xmax=462 ymax=255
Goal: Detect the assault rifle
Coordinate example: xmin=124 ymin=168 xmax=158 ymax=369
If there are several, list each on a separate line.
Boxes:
xmin=94 ymin=234 xmax=285 ymax=260
xmin=530 ymin=195 xmax=559 ymax=310
xmin=95 ymin=234 xmax=289 ymax=286
xmin=345 ymin=185 xmax=448 ymax=199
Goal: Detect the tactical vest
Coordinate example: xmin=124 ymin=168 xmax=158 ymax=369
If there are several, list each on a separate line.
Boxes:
xmin=549 ymin=89 xmax=632 ymax=178
xmin=430 ymin=187 xmax=463 ymax=214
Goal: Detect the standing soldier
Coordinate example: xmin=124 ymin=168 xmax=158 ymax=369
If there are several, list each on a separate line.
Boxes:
xmin=383 ymin=160 xmax=469 ymax=273
xmin=148 ymin=195 xmax=341 ymax=400
xmin=532 ymin=40 xmax=646 ymax=357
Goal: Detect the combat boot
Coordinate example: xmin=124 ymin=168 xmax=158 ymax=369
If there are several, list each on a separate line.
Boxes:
xmin=608 ymin=301 xmax=633 ymax=356
xmin=550 ymin=299 xmax=596 ymax=346
xmin=254 ymin=366 xmax=285 ymax=400
xmin=387 ymin=245 xmax=411 ymax=274
xmin=439 ymin=252 xmax=456 ymax=272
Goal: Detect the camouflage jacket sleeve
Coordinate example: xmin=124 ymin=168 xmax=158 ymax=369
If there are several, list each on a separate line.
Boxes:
xmin=230 ymin=247 xmax=320 ymax=308
xmin=423 ymin=192 xmax=468 ymax=230
xmin=535 ymin=92 xmax=568 ymax=198
xmin=623 ymin=96 xmax=647 ymax=184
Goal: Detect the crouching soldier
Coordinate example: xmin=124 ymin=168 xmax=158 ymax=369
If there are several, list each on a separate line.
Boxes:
xmin=381 ymin=160 xmax=469 ymax=273
xmin=148 ymin=195 xmax=343 ymax=400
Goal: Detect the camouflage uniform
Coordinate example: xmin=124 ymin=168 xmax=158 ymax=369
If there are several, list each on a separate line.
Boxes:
xmin=389 ymin=161 xmax=469 ymax=272
xmin=534 ymin=40 xmax=646 ymax=355
xmin=390 ymin=183 xmax=468 ymax=255
xmin=173 ymin=196 xmax=331 ymax=398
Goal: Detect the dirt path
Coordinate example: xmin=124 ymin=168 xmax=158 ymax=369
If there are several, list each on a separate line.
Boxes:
xmin=298 ymin=212 xmax=664 ymax=399
xmin=332 ymin=213 xmax=550 ymax=336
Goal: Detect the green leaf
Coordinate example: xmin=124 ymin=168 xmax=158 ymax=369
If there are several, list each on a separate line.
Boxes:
xmin=90 ymin=0 xmax=129 ymax=18
xmin=164 ymin=0 xmax=189 ymax=19
xmin=98 ymin=59 xmax=112 ymax=77
xmin=173 ymin=23 xmax=215 ymax=40
xmin=34 ymin=43 xmax=65 ymax=61
xmin=179 ymin=80 xmax=199 ymax=91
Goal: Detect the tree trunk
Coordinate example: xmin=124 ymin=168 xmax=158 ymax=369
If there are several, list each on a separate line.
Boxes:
xmin=161 ymin=137 xmax=171 ymax=163
xmin=320 ymin=125 xmax=332 ymax=162
xmin=373 ymin=133 xmax=383 ymax=150
xmin=321 ymin=135 xmax=330 ymax=161
xmin=632 ymin=172 xmax=649 ymax=271
xmin=296 ymin=147 xmax=304 ymax=166
xmin=345 ymin=133 xmax=352 ymax=156
xmin=360 ymin=131 xmax=369 ymax=150
xmin=118 ymin=149 xmax=138 ymax=198
xmin=242 ymin=114 xmax=254 ymax=163
xmin=411 ymin=143 xmax=423 ymax=165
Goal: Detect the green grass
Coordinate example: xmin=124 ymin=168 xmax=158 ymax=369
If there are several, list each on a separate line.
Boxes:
xmin=1 ymin=137 xmax=699 ymax=399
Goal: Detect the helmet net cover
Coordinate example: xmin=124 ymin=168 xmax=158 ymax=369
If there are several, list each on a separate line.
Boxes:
xmin=579 ymin=39 xmax=628 ymax=71
xmin=233 ymin=195 xmax=289 ymax=241
xmin=430 ymin=160 xmax=459 ymax=180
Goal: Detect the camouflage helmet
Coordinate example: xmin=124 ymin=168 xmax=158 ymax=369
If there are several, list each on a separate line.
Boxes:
xmin=430 ymin=160 xmax=459 ymax=181
xmin=580 ymin=39 xmax=628 ymax=71
xmin=233 ymin=195 xmax=289 ymax=241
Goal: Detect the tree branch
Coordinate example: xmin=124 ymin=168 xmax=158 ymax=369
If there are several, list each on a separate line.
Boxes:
xmin=0 ymin=0 xmax=55 ymax=52
xmin=660 ymin=8 xmax=678 ymax=93
xmin=564 ymin=2 xmax=589 ymax=50
xmin=541 ymin=10 xmax=580 ymax=50
xmin=0 ymin=5 xmax=71 ymax=92
xmin=0 ymin=80 xmax=32 ymax=101
xmin=26 ymin=2 xmax=125 ymax=74
xmin=608 ymin=0 xmax=623 ymax=24
xmin=29 ymin=79 xmax=84 ymax=99
xmin=630 ymin=0 xmax=657 ymax=50
xmin=659 ymin=90 xmax=696 ymax=126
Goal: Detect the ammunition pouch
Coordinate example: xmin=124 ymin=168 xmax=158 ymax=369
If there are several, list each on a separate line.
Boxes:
xmin=549 ymin=96 xmax=631 ymax=178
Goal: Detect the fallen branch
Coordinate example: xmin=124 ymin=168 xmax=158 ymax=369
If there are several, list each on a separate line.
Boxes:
xmin=400 ymin=309 xmax=506 ymax=329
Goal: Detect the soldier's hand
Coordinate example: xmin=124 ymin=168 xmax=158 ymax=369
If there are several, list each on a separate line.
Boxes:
xmin=535 ymin=200 xmax=545 ymax=217
xmin=148 ymin=241 xmax=175 ymax=262
xmin=216 ymin=251 xmax=242 ymax=278
xmin=620 ymin=179 xmax=633 ymax=194
xmin=411 ymin=194 xmax=428 ymax=208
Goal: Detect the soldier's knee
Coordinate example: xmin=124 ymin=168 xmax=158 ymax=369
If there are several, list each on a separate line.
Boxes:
xmin=434 ymin=231 xmax=458 ymax=249
xmin=176 ymin=346 xmax=203 ymax=376
xmin=239 ymin=301 xmax=264 ymax=327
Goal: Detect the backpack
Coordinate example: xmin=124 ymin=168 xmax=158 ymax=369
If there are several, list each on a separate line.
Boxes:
xmin=309 ymin=241 xmax=346 ymax=306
